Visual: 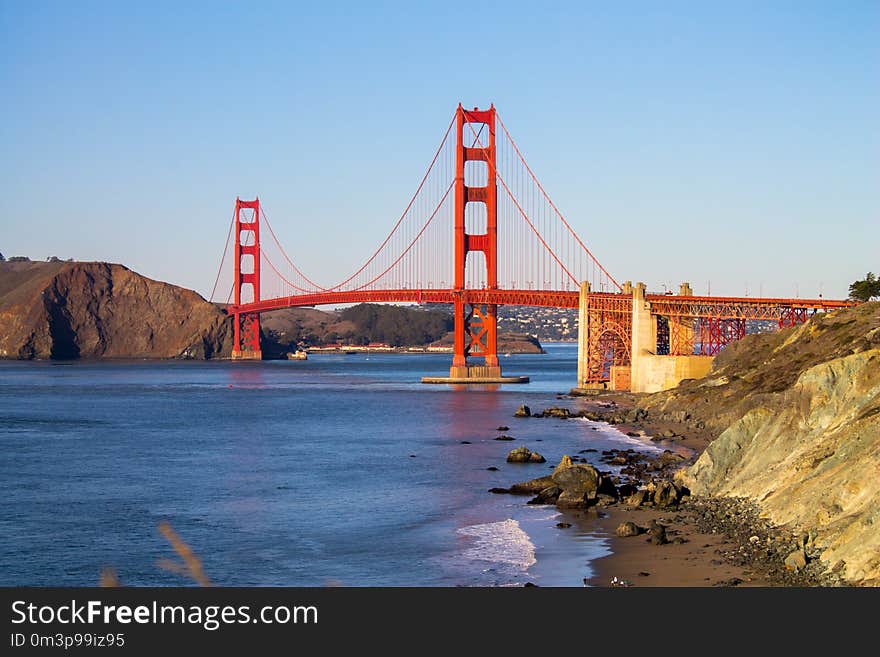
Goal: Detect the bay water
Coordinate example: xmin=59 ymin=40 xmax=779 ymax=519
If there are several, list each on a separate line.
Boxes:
xmin=0 ymin=344 xmax=659 ymax=586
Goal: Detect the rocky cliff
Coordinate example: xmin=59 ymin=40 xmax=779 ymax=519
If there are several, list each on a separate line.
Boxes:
xmin=0 ymin=261 xmax=232 ymax=359
xmin=640 ymin=302 xmax=880 ymax=585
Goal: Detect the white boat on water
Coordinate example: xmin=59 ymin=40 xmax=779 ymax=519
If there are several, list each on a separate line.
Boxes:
xmin=287 ymin=350 xmax=308 ymax=361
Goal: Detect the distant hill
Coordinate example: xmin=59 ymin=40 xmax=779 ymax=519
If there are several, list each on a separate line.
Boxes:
xmin=0 ymin=261 xmax=231 ymax=359
xmin=261 ymin=304 xmax=451 ymax=347
xmin=261 ymin=303 xmax=543 ymax=353
xmin=259 ymin=307 xmax=358 ymax=346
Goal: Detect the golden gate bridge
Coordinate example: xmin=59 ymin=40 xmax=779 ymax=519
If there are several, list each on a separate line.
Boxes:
xmin=210 ymin=104 xmax=852 ymax=391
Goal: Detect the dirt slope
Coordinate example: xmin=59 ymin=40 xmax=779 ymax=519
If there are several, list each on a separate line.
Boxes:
xmin=0 ymin=261 xmax=232 ymax=359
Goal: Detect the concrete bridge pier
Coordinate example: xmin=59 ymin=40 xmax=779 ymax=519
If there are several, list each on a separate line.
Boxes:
xmin=575 ymin=279 xmax=714 ymax=394
xmin=576 ymin=280 xmax=590 ymax=388
xmin=669 ymin=283 xmax=695 ymax=356
xmin=629 ymin=282 xmax=655 ymax=393
xmin=629 ymin=281 xmax=713 ymax=393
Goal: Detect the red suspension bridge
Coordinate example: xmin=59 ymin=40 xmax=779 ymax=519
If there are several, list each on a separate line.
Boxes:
xmin=211 ymin=104 xmax=853 ymax=390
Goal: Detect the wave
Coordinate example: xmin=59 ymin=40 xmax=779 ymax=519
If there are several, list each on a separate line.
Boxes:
xmin=457 ymin=518 xmax=536 ymax=573
xmin=574 ymin=417 xmax=664 ymax=452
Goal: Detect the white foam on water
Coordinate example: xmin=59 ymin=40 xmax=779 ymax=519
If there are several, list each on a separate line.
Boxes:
xmin=574 ymin=417 xmax=664 ymax=452
xmin=457 ymin=518 xmax=536 ymax=573
xmin=611 ymin=433 xmax=665 ymax=452
xmin=520 ymin=508 xmax=562 ymax=522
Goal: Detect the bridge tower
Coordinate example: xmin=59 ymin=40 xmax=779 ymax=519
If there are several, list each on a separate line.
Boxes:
xmin=449 ymin=104 xmax=501 ymax=380
xmin=231 ymin=197 xmax=262 ymax=360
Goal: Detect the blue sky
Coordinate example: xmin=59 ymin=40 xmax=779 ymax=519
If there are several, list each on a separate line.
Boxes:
xmin=1 ymin=0 xmax=877 ymax=298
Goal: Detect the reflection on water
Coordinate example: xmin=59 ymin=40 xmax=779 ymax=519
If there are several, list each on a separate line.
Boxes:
xmin=227 ymin=362 xmax=267 ymax=388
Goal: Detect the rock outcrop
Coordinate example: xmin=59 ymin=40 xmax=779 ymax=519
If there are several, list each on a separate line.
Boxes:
xmin=615 ymin=521 xmax=643 ymax=537
xmin=510 ymin=455 xmax=618 ymax=509
xmin=0 ymin=261 xmax=233 ymax=359
xmin=506 ymin=447 xmax=546 ymax=463
xmin=508 ymin=476 xmax=556 ymax=495
xmin=551 ymin=456 xmax=604 ymax=507
xmin=661 ymin=302 xmax=880 ymax=586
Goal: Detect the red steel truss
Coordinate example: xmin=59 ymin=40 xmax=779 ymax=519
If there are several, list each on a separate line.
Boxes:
xmin=579 ymin=293 xmax=632 ymax=383
xmin=645 ymin=295 xmax=852 ymax=321
xmin=697 ymin=318 xmax=747 ymax=356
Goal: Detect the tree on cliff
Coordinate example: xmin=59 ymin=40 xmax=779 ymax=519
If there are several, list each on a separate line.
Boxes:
xmin=849 ymin=272 xmax=880 ymax=302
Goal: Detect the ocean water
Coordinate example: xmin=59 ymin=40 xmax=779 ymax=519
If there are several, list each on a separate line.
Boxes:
xmin=0 ymin=344 xmax=659 ymax=587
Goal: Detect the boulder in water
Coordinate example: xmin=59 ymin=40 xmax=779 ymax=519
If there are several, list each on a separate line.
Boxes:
xmin=506 ymin=446 xmax=545 ymax=463
xmin=528 ymin=485 xmax=562 ymax=505
xmin=509 ymin=476 xmax=556 ymax=494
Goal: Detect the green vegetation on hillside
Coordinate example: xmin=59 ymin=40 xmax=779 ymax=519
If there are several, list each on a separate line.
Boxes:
xmin=338 ymin=304 xmax=453 ymax=346
xmin=260 ymin=304 xmax=544 ymax=353
xmin=262 ymin=304 xmax=453 ymax=347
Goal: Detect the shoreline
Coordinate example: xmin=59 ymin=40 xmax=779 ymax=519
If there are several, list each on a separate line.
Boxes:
xmin=508 ymin=393 xmax=839 ymax=587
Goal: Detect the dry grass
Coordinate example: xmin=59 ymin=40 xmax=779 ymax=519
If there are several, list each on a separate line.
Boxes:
xmin=156 ymin=521 xmax=212 ymax=586
xmin=98 ymin=521 xmax=212 ymax=586
xmin=99 ymin=567 xmax=120 ymax=587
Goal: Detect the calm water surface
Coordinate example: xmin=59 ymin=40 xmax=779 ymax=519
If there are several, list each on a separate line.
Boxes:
xmin=0 ymin=344 xmax=659 ymax=586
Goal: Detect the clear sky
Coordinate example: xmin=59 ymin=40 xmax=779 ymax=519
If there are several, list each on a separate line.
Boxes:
xmin=1 ymin=1 xmax=877 ymax=299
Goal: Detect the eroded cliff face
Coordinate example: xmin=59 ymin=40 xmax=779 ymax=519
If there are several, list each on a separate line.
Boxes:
xmin=0 ymin=261 xmax=232 ymax=359
xmin=684 ymin=349 xmax=880 ymax=585
xmin=646 ymin=302 xmax=880 ymax=585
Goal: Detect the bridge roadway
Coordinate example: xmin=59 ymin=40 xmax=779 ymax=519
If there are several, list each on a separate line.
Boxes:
xmin=228 ymin=288 xmax=852 ymax=319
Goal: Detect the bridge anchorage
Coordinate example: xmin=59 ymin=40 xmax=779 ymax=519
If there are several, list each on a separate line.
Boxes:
xmin=216 ymin=103 xmax=855 ymax=390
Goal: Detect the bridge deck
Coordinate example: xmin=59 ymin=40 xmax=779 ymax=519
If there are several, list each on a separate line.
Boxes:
xmin=227 ymin=288 xmax=853 ymax=319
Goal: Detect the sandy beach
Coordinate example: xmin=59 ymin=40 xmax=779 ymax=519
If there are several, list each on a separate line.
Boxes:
xmin=586 ymin=506 xmax=769 ymax=587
